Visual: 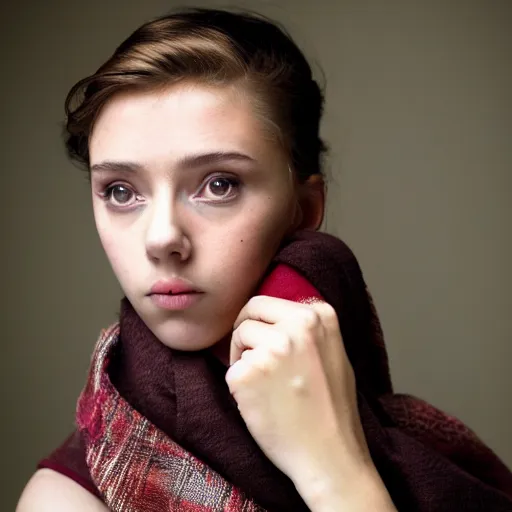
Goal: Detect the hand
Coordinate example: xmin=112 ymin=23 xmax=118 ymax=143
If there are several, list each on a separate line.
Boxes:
xmin=225 ymin=296 xmax=373 ymax=489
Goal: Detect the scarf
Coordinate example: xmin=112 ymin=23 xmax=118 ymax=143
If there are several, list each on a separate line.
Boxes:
xmin=43 ymin=230 xmax=512 ymax=510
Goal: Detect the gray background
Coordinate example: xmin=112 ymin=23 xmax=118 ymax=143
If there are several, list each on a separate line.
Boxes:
xmin=2 ymin=0 xmax=511 ymax=508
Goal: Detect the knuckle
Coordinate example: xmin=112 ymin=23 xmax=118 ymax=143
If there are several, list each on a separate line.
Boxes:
xmin=246 ymin=348 xmax=277 ymax=376
xmin=321 ymin=303 xmax=339 ymax=327
xmin=225 ymin=360 xmax=251 ymax=390
xmin=246 ymin=296 xmax=258 ymax=308
xmin=237 ymin=319 xmax=251 ymax=337
xmin=248 ymin=295 xmax=265 ymax=309
xmin=311 ymin=301 xmax=340 ymax=333
xmin=271 ymin=333 xmax=292 ymax=357
xmin=320 ymin=301 xmax=336 ymax=318
xmin=257 ymin=355 xmax=279 ymax=375
xmin=312 ymin=300 xmax=335 ymax=319
xmin=300 ymin=308 xmax=320 ymax=330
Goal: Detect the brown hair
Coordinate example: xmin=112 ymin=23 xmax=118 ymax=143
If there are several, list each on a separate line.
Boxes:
xmin=65 ymin=8 xmax=327 ymax=181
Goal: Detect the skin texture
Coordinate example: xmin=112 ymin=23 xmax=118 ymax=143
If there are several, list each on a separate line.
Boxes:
xmin=18 ymin=83 xmax=396 ymax=511
xmin=89 ymin=83 xmax=306 ymax=355
xmin=17 ymin=470 xmax=108 ymax=511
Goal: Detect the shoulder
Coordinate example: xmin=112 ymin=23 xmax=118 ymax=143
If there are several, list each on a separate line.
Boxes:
xmin=17 ymin=469 xmax=107 ymax=511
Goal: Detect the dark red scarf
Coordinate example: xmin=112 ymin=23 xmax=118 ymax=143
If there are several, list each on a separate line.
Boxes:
xmin=40 ymin=230 xmax=512 ymax=510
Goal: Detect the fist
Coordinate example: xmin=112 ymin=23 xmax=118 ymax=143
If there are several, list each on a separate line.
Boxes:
xmin=225 ymin=296 xmax=369 ymax=481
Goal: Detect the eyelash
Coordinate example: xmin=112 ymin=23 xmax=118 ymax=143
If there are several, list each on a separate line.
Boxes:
xmin=99 ymin=174 xmax=242 ymax=211
xmin=100 ymin=184 xmax=142 ymax=210
xmin=196 ymin=175 xmax=241 ymax=202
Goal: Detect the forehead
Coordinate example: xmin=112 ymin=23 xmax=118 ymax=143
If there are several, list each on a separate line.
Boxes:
xmin=89 ymin=84 xmax=275 ymax=164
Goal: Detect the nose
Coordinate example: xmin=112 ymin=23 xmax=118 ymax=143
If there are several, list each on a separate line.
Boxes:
xmin=145 ymin=194 xmax=191 ymax=263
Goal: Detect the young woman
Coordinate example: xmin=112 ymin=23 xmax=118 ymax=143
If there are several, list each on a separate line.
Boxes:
xmin=17 ymin=8 xmax=512 ymax=512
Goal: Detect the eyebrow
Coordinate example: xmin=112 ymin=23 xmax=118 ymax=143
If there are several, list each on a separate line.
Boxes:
xmin=90 ymin=151 xmax=256 ymax=174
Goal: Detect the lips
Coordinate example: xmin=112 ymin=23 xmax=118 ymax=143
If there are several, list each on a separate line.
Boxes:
xmin=149 ymin=278 xmax=201 ymax=296
xmin=148 ymin=278 xmax=203 ymax=311
xmin=149 ymin=292 xmax=201 ymax=311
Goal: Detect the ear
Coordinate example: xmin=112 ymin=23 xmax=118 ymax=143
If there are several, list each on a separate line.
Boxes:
xmin=293 ymin=174 xmax=325 ymax=231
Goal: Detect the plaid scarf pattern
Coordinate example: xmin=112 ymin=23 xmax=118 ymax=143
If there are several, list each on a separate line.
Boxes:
xmin=76 ymin=324 xmax=265 ymax=512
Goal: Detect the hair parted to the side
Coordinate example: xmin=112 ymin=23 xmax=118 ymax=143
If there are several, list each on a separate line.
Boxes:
xmin=65 ymin=7 xmax=327 ymax=182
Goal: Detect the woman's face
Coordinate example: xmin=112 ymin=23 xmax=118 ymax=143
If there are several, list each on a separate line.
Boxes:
xmin=89 ymin=83 xmax=300 ymax=352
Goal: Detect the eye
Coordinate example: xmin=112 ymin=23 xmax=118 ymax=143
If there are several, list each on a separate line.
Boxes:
xmin=102 ymin=184 xmax=137 ymax=208
xmin=200 ymin=175 xmax=241 ymax=201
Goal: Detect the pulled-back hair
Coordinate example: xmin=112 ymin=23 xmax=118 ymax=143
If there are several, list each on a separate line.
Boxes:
xmin=65 ymin=8 xmax=327 ymax=181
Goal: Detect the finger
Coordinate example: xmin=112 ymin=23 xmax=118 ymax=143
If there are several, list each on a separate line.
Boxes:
xmin=308 ymin=301 xmax=340 ymax=332
xmin=304 ymin=301 xmax=344 ymax=347
xmin=278 ymin=311 xmax=326 ymax=355
xmin=307 ymin=301 xmax=356 ymax=407
xmin=234 ymin=295 xmax=324 ymax=330
xmin=230 ymin=319 xmax=290 ymax=366
xmin=225 ymin=348 xmax=280 ymax=405
xmin=306 ymin=302 xmax=348 ymax=372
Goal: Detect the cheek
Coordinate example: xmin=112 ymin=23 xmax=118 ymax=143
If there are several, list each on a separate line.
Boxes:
xmin=94 ymin=208 xmax=137 ymax=282
xmin=97 ymin=229 xmax=125 ymax=278
xmin=207 ymin=200 xmax=293 ymax=285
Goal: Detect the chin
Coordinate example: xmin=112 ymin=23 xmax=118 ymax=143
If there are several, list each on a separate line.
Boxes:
xmin=151 ymin=319 xmax=224 ymax=352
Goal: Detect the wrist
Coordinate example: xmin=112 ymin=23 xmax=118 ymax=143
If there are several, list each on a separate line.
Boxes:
xmin=292 ymin=454 xmax=396 ymax=512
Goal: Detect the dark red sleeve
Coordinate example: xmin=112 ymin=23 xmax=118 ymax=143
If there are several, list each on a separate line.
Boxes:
xmin=37 ymin=429 xmax=102 ymax=499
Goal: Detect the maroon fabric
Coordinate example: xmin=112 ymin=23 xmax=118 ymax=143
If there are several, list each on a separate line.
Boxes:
xmin=39 ymin=230 xmax=512 ymax=510
xmin=76 ymin=323 xmax=265 ymax=511
xmin=37 ymin=430 xmax=100 ymax=498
